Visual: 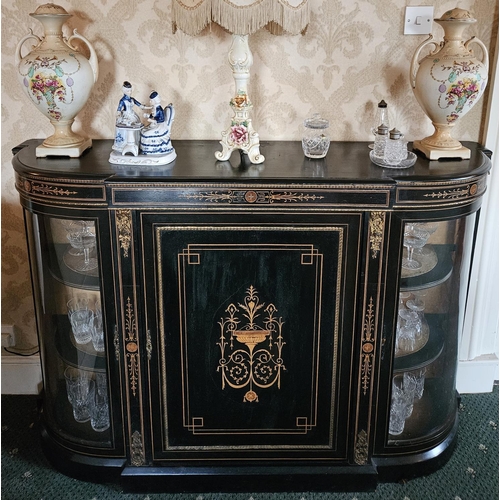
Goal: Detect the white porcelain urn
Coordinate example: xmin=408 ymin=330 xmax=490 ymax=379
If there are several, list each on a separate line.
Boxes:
xmin=15 ymin=3 xmax=98 ymax=157
xmin=410 ymin=8 xmax=488 ymax=160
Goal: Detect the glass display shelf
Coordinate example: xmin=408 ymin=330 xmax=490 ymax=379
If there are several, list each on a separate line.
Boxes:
xmin=54 ymin=314 xmax=106 ymax=371
xmin=48 ymin=242 xmax=100 ymax=291
xmin=400 ymin=244 xmax=455 ymax=291
xmin=393 ymin=314 xmax=445 ymax=373
xmin=387 ymin=377 xmax=456 ymax=446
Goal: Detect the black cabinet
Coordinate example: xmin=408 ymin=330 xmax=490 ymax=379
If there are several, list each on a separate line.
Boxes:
xmin=13 ymin=139 xmax=491 ymax=491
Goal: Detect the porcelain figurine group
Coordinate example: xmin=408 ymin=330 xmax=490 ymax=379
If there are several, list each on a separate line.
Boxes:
xmin=109 ymin=81 xmax=176 ymax=165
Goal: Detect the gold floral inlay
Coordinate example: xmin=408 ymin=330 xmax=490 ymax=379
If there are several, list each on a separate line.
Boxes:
xmin=354 ymin=429 xmax=369 ymax=465
xmin=361 ymin=297 xmax=375 ymax=396
xmin=184 ymin=190 xmax=324 ymax=204
xmin=217 ymin=285 xmax=286 ymax=403
xmin=423 ymin=186 xmax=471 ymax=199
xmin=130 ymin=431 xmax=145 ymax=466
xmin=19 ymin=177 xmax=77 ymax=197
xmin=116 ymin=209 xmax=132 ymax=258
xmin=369 ymin=211 xmax=385 ymax=259
xmin=125 ymin=297 xmax=139 ymax=397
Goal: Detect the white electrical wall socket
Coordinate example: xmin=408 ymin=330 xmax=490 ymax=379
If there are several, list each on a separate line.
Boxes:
xmin=404 ymin=6 xmax=434 ymax=35
xmin=1 ymin=325 xmax=16 ymax=348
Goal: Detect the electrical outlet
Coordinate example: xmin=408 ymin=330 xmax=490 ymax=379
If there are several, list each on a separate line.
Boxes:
xmin=404 ymin=6 xmax=434 ymax=35
xmin=1 ymin=325 xmax=16 ymax=348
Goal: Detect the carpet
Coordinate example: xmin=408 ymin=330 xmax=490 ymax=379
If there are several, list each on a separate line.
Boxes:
xmin=1 ymin=387 xmax=498 ymax=500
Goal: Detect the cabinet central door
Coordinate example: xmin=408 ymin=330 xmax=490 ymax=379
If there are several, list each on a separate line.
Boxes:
xmin=142 ymin=213 xmax=361 ymax=463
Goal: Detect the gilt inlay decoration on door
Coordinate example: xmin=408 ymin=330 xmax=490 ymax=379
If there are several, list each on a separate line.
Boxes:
xmin=217 ymin=285 xmax=286 ymax=403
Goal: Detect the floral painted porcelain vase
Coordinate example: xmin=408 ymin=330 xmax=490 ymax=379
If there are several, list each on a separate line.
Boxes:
xmin=410 ymin=8 xmax=488 ymax=160
xmin=15 ymin=3 xmax=98 ymax=157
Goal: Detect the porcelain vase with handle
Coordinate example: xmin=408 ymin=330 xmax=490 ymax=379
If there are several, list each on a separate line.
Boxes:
xmin=410 ymin=8 xmax=488 ymax=160
xmin=15 ymin=3 xmax=98 ymax=157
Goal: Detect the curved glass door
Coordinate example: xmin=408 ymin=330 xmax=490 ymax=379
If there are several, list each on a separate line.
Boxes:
xmin=25 ymin=213 xmax=112 ymax=448
xmin=388 ymin=214 xmax=475 ymax=445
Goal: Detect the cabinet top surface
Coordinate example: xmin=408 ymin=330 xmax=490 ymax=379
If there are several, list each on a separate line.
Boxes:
xmin=13 ymin=139 xmax=490 ymax=185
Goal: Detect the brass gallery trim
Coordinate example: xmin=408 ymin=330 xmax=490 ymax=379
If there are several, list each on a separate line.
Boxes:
xmin=155 ymin=225 xmax=346 ymax=232
xmin=110 ymin=182 xmax=394 ymax=190
xmin=153 ymin=454 xmax=348 ymax=460
xmin=18 ymin=193 xmax=107 ymax=209
xmin=156 ymin=443 xmax=335 ymax=451
xmin=114 ymin=205 xmax=390 ymax=213
xmin=174 ymin=244 xmax=329 ymax=435
xmin=369 ymin=212 xmax=385 ymax=259
xmin=15 ymin=172 xmax=105 ymax=185
xmin=116 ymin=209 xmax=132 ymax=258
xmin=393 ymin=198 xmax=483 ymax=210
xmin=354 ymin=429 xmax=369 ymax=465
xmin=155 ymin=226 xmax=344 ymax=449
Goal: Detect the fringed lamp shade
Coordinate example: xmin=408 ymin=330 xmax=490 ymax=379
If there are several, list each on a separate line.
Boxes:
xmin=172 ymin=0 xmax=309 ymax=36
xmin=172 ymin=0 xmax=310 ymax=163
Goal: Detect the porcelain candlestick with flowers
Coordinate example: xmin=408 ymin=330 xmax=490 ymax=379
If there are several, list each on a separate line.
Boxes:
xmin=215 ymin=35 xmax=264 ymax=165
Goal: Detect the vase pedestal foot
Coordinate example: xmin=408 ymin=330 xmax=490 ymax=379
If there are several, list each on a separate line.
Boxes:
xmin=35 ymin=138 xmax=92 ymax=158
xmin=413 ymin=140 xmax=471 ymax=160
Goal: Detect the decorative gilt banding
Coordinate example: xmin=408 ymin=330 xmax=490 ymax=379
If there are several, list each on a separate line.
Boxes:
xmin=423 ymin=186 xmax=471 ymax=199
xmin=146 ymin=330 xmax=152 ymax=361
xmin=116 ymin=209 xmax=132 ymax=258
xmin=113 ymin=325 xmax=120 ymax=361
xmin=19 ymin=178 xmax=77 ymax=196
xmin=131 ymin=431 xmax=145 ymax=466
xmin=354 ymin=429 xmax=369 ymax=465
xmin=217 ymin=285 xmax=286 ymax=404
xmin=125 ymin=297 xmax=139 ymax=397
xmin=369 ymin=211 xmax=385 ymax=259
xmin=361 ymin=297 xmax=375 ymax=396
xmin=184 ymin=190 xmax=324 ymax=204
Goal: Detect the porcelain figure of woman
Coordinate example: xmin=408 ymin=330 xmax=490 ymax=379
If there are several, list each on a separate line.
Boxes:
xmin=139 ymin=91 xmax=176 ymax=162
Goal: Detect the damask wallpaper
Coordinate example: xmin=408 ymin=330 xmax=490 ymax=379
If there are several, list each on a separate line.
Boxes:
xmin=1 ymin=0 xmax=498 ymax=348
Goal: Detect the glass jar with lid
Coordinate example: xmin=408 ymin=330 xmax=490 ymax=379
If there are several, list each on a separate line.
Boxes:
xmin=302 ymin=113 xmax=330 ymax=159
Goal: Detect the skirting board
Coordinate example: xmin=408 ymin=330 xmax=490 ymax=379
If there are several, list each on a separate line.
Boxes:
xmin=1 ymin=354 xmax=42 ymax=395
xmin=456 ymin=356 xmax=499 ymax=394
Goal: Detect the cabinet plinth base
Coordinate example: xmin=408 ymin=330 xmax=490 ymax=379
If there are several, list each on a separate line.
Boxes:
xmin=373 ymin=410 xmax=459 ymax=482
xmin=121 ymin=464 xmax=378 ymax=493
xmin=38 ymin=407 xmax=458 ymax=493
xmin=40 ymin=422 xmax=126 ymax=483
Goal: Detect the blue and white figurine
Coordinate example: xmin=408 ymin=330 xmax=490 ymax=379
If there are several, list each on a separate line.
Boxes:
xmin=139 ymin=91 xmax=176 ymax=161
xmin=112 ymin=81 xmax=148 ymax=156
xmin=109 ymin=86 xmax=176 ymax=166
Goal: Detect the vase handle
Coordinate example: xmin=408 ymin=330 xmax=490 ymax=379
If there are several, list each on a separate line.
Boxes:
xmin=409 ymin=35 xmax=440 ymax=89
xmin=67 ymin=29 xmax=99 ymax=84
xmin=465 ymin=36 xmax=489 ymax=71
xmin=15 ymin=30 xmax=42 ymax=67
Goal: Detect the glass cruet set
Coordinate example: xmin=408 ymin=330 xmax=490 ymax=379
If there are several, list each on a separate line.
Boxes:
xmin=370 ymin=100 xmax=417 ymax=168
